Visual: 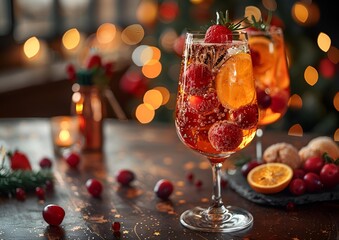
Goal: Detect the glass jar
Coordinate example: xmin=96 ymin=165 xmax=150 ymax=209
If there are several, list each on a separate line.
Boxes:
xmin=71 ymin=70 xmax=106 ymax=152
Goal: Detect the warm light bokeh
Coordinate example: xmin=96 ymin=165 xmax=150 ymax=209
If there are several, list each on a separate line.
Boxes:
xmin=135 ymin=103 xmax=155 ymax=124
xmin=304 ymin=66 xmax=318 ymax=86
xmin=96 ymin=23 xmax=116 ymax=44
xmin=23 ymin=37 xmax=40 ymax=58
xmin=143 ymin=89 xmax=163 ymax=110
xmin=333 ymin=92 xmax=339 ymax=111
xmin=62 ymin=28 xmax=81 ymax=50
xmin=288 ymin=94 xmax=303 ymax=109
xmin=288 ymin=124 xmax=303 ymax=137
xmin=142 ymin=59 xmax=162 ymax=79
xmin=121 ymin=24 xmax=145 ymax=45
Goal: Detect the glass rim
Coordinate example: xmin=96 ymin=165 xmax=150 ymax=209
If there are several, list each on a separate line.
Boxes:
xmin=246 ymin=26 xmax=283 ymax=36
xmin=186 ymin=30 xmax=248 ymax=37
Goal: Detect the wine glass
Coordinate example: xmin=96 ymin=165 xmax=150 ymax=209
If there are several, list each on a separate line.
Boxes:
xmin=175 ymin=31 xmax=258 ymax=232
xmin=247 ymin=26 xmax=290 ymax=161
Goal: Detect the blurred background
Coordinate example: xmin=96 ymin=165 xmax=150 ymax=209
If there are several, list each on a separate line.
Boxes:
xmin=0 ymin=0 xmax=338 ymax=139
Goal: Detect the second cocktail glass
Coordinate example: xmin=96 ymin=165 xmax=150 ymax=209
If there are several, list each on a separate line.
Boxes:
xmin=175 ymin=31 xmax=258 ymax=232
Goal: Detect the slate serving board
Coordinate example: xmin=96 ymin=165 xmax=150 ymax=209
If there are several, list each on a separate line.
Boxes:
xmin=226 ymin=169 xmax=339 ymax=207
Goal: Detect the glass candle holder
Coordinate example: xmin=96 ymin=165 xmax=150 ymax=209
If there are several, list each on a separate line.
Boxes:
xmin=51 ymin=116 xmax=79 ymax=156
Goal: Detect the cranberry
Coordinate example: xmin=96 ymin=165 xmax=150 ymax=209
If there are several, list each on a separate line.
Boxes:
xmin=185 ymin=63 xmax=213 ymax=91
xmin=154 ymin=179 xmax=174 ymax=200
xmin=289 ymin=178 xmax=306 ymax=196
xmin=303 ymin=157 xmax=324 ymax=174
xmin=241 ymin=160 xmax=261 ymax=177
xmin=270 ymin=90 xmax=289 ymax=113
xmin=208 ymin=121 xmax=243 ymax=152
xmin=35 ymin=187 xmax=45 ymax=200
xmin=195 ymin=180 xmax=203 ymax=188
xmin=319 ymin=163 xmax=339 ymax=189
xmin=292 ymin=168 xmax=306 ymax=179
xmin=65 ymin=152 xmax=81 ymax=168
xmin=186 ymin=172 xmax=194 ymax=182
xmin=42 ymin=204 xmax=65 ymax=226
xmin=188 ymin=91 xmax=219 ymax=114
xmin=112 ymin=221 xmax=121 ymax=232
xmin=116 ymin=169 xmax=135 ymax=186
xmin=15 ymin=188 xmax=26 ymax=201
xmin=86 ymin=178 xmax=103 ymax=198
xmin=256 ymin=88 xmax=271 ymax=109
xmin=39 ymin=157 xmax=52 ymax=169
xmin=303 ymin=172 xmax=323 ymax=193
xmin=229 ymin=104 xmax=258 ymax=129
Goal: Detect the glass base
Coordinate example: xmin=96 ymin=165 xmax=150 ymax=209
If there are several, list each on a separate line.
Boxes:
xmin=180 ymin=206 xmax=253 ymax=233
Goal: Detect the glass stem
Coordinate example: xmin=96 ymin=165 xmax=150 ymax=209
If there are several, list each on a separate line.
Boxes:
xmin=256 ymin=128 xmax=263 ymax=162
xmin=206 ymin=160 xmax=229 ymax=220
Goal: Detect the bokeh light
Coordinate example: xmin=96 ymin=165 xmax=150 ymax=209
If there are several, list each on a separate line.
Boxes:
xmin=143 ymin=89 xmax=163 ymax=110
xmin=135 ymin=103 xmax=155 ymax=124
xmin=23 ymin=37 xmax=40 ymax=58
xmin=142 ymin=59 xmax=162 ymax=79
xmin=96 ymin=23 xmax=116 ymax=44
xmin=160 ymin=29 xmax=177 ymax=52
xmin=132 ymin=45 xmax=153 ymax=66
xmin=288 ymin=94 xmax=303 ymax=109
xmin=291 ymin=2 xmax=319 ymax=26
xmin=288 ymin=124 xmax=303 ymax=137
xmin=333 ymin=92 xmax=339 ymax=111
xmin=136 ymin=0 xmax=158 ymax=26
xmin=121 ymin=24 xmax=144 ymax=45
xmin=62 ymin=28 xmax=81 ymax=50
xmin=319 ymin=58 xmax=336 ymax=78
xmin=317 ymin=32 xmax=331 ymax=52
xmin=159 ymin=0 xmax=179 ymax=22
xmin=304 ymin=66 xmax=318 ymax=86
xmin=334 ymin=129 xmax=339 ymax=142
xmin=154 ymin=86 xmax=170 ymax=105
xmin=292 ymin=2 xmax=308 ymax=24
xmin=327 ymin=46 xmax=339 ymax=64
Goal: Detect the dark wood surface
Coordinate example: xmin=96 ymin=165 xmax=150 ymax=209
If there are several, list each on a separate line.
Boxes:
xmin=0 ymin=118 xmax=338 ymax=240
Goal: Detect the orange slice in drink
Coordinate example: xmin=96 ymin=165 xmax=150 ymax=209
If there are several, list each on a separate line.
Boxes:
xmin=215 ymin=53 xmax=255 ymax=109
xmin=247 ymin=163 xmax=293 ymax=194
xmin=248 ymin=36 xmax=275 ymax=74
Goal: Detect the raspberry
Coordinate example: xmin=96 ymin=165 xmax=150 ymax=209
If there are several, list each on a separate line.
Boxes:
xmin=208 ymin=121 xmax=243 ymax=152
xmin=229 ymin=104 xmax=258 ymax=129
xmin=204 ymin=25 xmax=233 ymax=43
xmin=185 ymin=63 xmax=213 ymax=91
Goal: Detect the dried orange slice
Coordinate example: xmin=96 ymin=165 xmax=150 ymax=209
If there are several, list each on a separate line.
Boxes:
xmin=215 ymin=53 xmax=255 ymax=109
xmin=248 ymin=36 xmax=275 ymax=74
xmin=247 ymin=163 xmax=293 ymax=194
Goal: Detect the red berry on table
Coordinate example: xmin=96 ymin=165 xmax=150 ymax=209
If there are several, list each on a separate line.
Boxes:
xmin=86 ymin=178 xmax=103 ymax=198
xmin=116 ymin=169 xmax=135 ymax=186
xmin=112 ymin=221 xmax=121 ymax=232
xmin=303 ymin=172 xmax=323 ymax=193
xmin=289 ymin=178 xmax=306 ymax=196
xmin=65 ymin=152 xmax=81 ymax=168
xmin=86 ymin=54 xmax=102 ymax=69
xmin=9 ymin=151 xmax=32 ymax=171
xmin=241 ymin=160 xmax=261 ymax=177
xmin=292 ymin=168 xmax=306 ymax=179
xmin=286 ymin=202 xmax=296 ymax=211
xmin=208 ymin=121 xmax=243 ymax=152
xmin=154 ymin=179 xmax=174 ymax=200
xmin=15 ymin=188 xmax=26 ymax=201
xmin=319 ymin=163 xmax=339 ymax=189
xmin=184 ymin=63 xmax=213 ymax=91
xmin=39 ymin=157 xmax=53 ymax=169
xmin=256 ymin=88 xmax=271 ymax=109
xmin=303 ymin=156 xmax=324 ymax=174
xmin=35 ymin=187 xmax=45 ymax=200
xmin=42 ymin=204 xmax=65 ymax=226
xmin=229 ymin=104 xmax=258 ymax=129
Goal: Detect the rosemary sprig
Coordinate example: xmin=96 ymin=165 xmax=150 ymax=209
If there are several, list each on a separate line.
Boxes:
xmin=0 ymin=168 xmax=54 ymax=194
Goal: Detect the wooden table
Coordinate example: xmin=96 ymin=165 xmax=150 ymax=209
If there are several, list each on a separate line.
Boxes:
xmin=0 ymin=118 xmax=338 ymax=240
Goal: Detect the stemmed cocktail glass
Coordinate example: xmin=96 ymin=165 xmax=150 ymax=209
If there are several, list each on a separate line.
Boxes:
xmin=247 ymin=26 xmax=290 ymax=160
xmin=175 ymin=31 xmax=258 ymax=232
